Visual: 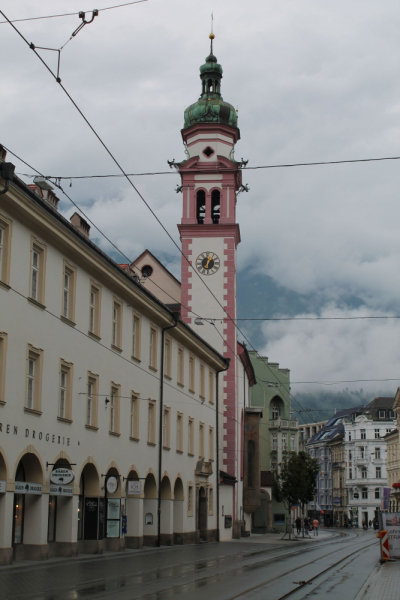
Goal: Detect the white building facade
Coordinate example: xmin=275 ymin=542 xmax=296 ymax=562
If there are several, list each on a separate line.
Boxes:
xmin=344 ymin=398 xmax=396 ymax=527
xmin=0 ymin=158 xmax=228 ymax=564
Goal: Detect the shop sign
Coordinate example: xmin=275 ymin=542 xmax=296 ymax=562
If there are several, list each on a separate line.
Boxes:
xmin=333 ymin=497 xmax=342 ymax=506
xmin=382 ymin=513 xmax=400 ymax=558
xmin=106 ymin=476 xmax=118 ymax=494
xmin=107 ymin=499 xmax=121 ymax=520
xmin=0 ymin=480 xmax=6 ymax=493
xmin=127 ymin=481 xmax=142 ymax=495
xmin=50 ymin=484 xmax=73 ymax=497
xmin=50 ymin=468 xmax=75 ymax=485
xmin=15 ymin=482 xmax=42 ymax=495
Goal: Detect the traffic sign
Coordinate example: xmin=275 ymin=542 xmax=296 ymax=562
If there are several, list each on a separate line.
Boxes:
xmin=380 ymin=529 xmax=390 ymax=561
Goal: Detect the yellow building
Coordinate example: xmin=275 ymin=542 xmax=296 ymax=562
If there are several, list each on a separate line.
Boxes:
xmin=386 ymin=389 xmax=400 ymax=511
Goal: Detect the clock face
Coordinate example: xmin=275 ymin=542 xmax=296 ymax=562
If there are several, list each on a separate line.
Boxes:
xmin=196 ymin=251 xmax=220 ymax=276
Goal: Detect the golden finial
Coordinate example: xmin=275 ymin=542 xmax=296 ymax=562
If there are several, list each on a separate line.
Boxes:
xmin=209 ymin=33 xmax=215 ymax=40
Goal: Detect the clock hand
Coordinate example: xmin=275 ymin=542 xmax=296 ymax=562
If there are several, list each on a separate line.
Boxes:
xmin=205 ymin=254 xmax=212 ymax=269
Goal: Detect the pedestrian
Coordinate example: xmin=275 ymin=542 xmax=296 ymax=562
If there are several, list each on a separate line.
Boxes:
xmin=362 ymin=519 xmax=365 ymax=530
xmin=313 ymin=518 xmax=319 ymax=536
xmin=295 ymin=516 xmax=301 ymax=535
xmin=368 ymin=520 xmax=372 ymax=529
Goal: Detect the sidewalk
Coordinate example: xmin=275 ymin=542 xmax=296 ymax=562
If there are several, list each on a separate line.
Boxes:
xmin=226 ymin=529 xmax=337 ymax=544
xmin=355 ymin=559 xmax=400 ymax=600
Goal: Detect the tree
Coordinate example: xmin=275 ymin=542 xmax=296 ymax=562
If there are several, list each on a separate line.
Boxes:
xmin=272 ymin=451 xmax=319 ymax=537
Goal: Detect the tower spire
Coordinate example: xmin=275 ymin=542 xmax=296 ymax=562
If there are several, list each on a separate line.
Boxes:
xmin=210 ymin=13 xmax=214 ymax=53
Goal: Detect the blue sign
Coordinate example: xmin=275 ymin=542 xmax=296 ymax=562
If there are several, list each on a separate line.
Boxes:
xmin=122 ymin=515 xmax=127 ymax=535
xmin=333 ymin=497 xmax=342 ymax=506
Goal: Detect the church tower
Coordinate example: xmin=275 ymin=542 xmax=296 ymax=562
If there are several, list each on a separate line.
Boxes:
xmin=177 ymin=35 xmax=244 ymax=526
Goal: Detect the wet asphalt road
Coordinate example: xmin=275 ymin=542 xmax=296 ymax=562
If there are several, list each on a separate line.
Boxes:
xmin=0 ymin=530 xmax=380 ymax=600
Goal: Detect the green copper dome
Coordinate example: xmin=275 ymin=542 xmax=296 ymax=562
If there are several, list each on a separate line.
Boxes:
xmin=183 ymin=40 xmax=238 ymax=130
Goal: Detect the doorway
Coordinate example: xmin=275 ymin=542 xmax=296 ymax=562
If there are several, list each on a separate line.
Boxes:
xmin=198 ymin=487 xmax=207 ymax=540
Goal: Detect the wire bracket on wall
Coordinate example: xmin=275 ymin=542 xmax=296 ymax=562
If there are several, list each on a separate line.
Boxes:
xmin=28 ymin=10 xmax=99 ymax=83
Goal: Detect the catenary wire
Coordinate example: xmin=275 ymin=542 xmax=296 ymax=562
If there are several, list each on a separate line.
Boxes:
xmin=1 ymin=11 xmax=317 ymax=424
xmin=0 ymin=1 xmax=148 ymax=25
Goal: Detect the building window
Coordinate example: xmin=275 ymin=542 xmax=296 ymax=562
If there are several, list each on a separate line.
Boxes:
xmin=375 ymin=429 xmax=380 ymax=439
xmin=199 ymin=422 xmax=205 ymax=458
xmin=189 ymin=355 xmax=195 ymax=392
xmin=208 ymin=487 xmax=214 ymax=516
xmin=109 ymin=383 xmax=120 ymax=435
xmin=271 ymin=434 xmax=277 ymax=450
xmin=177 ymin=346 xmax=184 ymax=385
xmin=61 ymin=260 xmax=77 ymax=323
xmin=209 ymin=426 xmax=214 ymax=461
xmin=0 ymin=332 xmax=7 ymax=404
xmin=359 ymin=446 xmax=365 ymax=459
xmin=376 ymin=467 xmax=381 ymax=478
xmin=349 ymin=432 xmax=352 ymax=441
xmin=389 ymin=410 xmax=396 ymax=419
xmin=0 ymin=214 xmax=12 ymax=286
xmin=130 ymin=392 xmax=139 ymax=440
xmin=272 ymin=403 xmax=279 ymax=420
xmin=290 ymin=434 xmax=295 ymax=451
xmin=30 ymin=237 xmax=47 ymax=305
xmin=375 ymin=488 xmax=380 ymax=499
xmin=149 ymin=325 xmax=158 ymax=370
xmin=188 ymin=417 xmax=194 ymax=455
xmin=209 ymin=370 xmax=214 ymax=404
xmin=196 ymin=190 xmax=206 ymax=224
xmin=26 ymin=344 xmax=43 ymax=413
xmin=362 ymin=488 xmax=368 ymax=499
xmin=112 ymin=299 xmax=123 ymax=350
xmin=187 ymin=484 xmax=193 ymax=516
xmin=163 ymin=407 xmax=171 ymax=448
xmin=199 ymin=363 xmax=205 ymax=399
xmin=132 ymin=313 xmax=141 ymax=360
xmin=361 ymin=429 xmax=366 ymax=440
xmin=88 ymin=281 xmax=101 ymax=338
xmin=164 ymin=337 xmax=172 ymax=378
xmin=211 ymin=189 xmax=220 ymax=224
xmin=361 ymin=467 xmax=367 ymax=479
xmin=271 ymin=461 xmax=277 ymax=474
xmin=282 ymin=434 xmax=287 ymax=451
xmin=59 ymin=359 xmax=73 ymax=421
xmin=147 ymin=402 xmax=156 ymax=444
xmin=247 ymin=440 xmax=255 ymax=488
xmin=375 ymin=447 xmax=381 ymax=459
xmin=86 ymin=372 xmax=99 ymax=429
xmin=176 ymin=412 xmax=183 ymax=452
xmin=378 ymin=410 xmax=385 ymax=419
xmin=349 ymin=469 xmax=352 ymax=479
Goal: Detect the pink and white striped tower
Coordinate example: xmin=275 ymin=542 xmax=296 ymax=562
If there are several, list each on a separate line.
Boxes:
xmin=177 ymin=35 xmax=244 ymax=531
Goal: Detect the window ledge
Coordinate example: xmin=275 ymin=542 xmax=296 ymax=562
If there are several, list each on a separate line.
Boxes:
xmin=176 ymin=449 xmax=183 ymax=454
xmin=177 ymin=382 xmax=184 ymax=388
xmin=129 ymin=436 xmax=140 ymax=443
xmin=163 ymin=446 xmax=170 ymax=451
xmin=85 ymin=424 xmax=98 ymax=431
xmin=188 ymin=389 xmax=195 ymax=394
xmin=57 ymin=416 xmax=72 ymax=425
xmin=24 ymin=407 xmax=42 ymax=417
xmin=0 ymin=281 xmax=11 ymax=291
xmin=200 ymin=395 xmax=205 ymax=401
xmin=131 ymin=355 xmax=141 ymax=363
xmin=111 ymin=344 xmax=122 ymax=353
xmin=0 ymin=400 xmax=5 ymax=406
xmin=109 ymin=431 xmax=121 ymax=437
xmin=147 ymin=441 xmax=156 ymax=447
xmin=88 ymin=331 xmax=101 ymax=341
xmin=188 ymin=452 xmax=194 ymax=457
xmin=149 ymin=365 xmax=158 ymax=372
xmin=164 ymin=374 xmax=172 ymax=381
xmin=60 ymin=315 xmax=76 ymax=327
xmin=28 ymin=297 xmax=46 ymax=310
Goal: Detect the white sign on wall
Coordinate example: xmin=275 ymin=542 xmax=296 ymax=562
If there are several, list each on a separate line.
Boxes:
xmin=106 ymin=476 xmax=118 ymax=494
xmin=15 ymin=482 xmax=42 ymax=495
xmin=50 ymin=468 xmax=75 ymax=485
xmin=128 ymin=481 xmax=142 ymax=495
xmin=49 ymin=485 xmax=73 ymax=497
xmin=382 ymin=513 xmax=400 ymax=558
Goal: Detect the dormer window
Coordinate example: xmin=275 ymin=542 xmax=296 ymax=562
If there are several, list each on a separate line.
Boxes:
xmin=378 ymin=410 xmax=385 ymax=419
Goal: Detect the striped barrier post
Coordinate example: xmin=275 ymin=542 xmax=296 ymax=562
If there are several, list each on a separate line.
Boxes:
xmin=380 ymin=529 xmax=390 ymax=561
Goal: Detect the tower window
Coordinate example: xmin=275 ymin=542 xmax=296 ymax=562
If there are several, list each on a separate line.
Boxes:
xmin=203 ymin=146 xmax=215 ymax=158
xmin=196 ymin=190 xmax=206 ymax=224
xmin=141 ymin=265 xmax=153 ymax=278
xmin=211 ymin=190 xmax=220 ymax=224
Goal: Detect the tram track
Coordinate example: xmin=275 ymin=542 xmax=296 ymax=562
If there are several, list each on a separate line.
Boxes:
xmin=22 ymin=533 xmax=376 ymax=600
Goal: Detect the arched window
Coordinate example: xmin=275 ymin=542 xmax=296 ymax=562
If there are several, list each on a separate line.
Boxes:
xmin=208 ymin=79 xmax=213 ymax=93
xmin=272 ymin=403 xmax=279 ymax=420
xmin=247 ymin=440 xmax=255 ymax=488
xmin=211 ymin=190 xmax=220 ymax=224
xmin=196 ymin=190 xmax=205 ymax=224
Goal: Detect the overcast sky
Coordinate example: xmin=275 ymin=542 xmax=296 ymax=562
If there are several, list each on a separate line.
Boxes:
xmin=2 ymin=0 xmax=400 ymax=400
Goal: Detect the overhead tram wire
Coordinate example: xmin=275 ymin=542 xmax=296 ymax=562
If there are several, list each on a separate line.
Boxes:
xmin=16 ymin=153 xmax=400 ymax=180
xmin=2 ymin=12 xmax=317 ymax=423
xmin=0 ymin=1 xmax=148 ymax=25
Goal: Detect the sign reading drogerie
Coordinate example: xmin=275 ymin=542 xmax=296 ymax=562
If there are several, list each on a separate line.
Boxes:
xmin=50 ymin=468 xmax=75 ymax=485
xmin=106 ymin=476 xmax=118 ymax=494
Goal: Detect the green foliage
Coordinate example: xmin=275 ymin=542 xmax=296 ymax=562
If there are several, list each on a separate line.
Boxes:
xmin=272 ymin=451 xmax=319 ymax=511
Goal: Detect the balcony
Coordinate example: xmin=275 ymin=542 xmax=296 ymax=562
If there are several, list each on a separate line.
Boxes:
xmin=269 ymin=418 xmax=298 ymax=429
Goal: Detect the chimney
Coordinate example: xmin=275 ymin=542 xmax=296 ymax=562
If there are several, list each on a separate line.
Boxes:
xmin=0 ymin=145 xmax=7 ymax=163
xmin=70 ymin=212 xmax=90 ymax=238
